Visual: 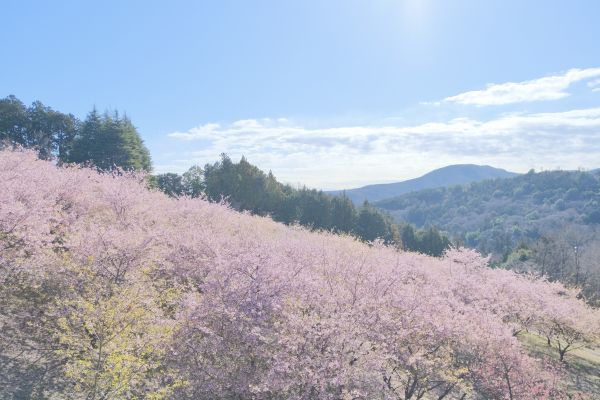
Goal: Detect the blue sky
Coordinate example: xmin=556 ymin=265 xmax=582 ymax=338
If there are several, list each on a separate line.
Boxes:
xmin=2 ymin=0 xmax=600 ymax=189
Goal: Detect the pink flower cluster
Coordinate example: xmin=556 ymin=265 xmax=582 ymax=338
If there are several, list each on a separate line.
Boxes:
xmin=0 ymin=150 xmax=598 ymax=399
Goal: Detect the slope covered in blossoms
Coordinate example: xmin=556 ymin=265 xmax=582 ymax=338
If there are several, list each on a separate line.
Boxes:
xmin=1 ymin=150 xmax=598 ymax=399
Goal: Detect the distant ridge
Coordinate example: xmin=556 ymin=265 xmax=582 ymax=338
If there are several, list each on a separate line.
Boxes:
xmin=373 ymin=168 xmax=600 ymax=261
xmin=327 ymin=164 xmax=518 ymax=204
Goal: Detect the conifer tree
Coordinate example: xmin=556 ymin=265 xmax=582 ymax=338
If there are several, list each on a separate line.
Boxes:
xmin=330 ymin=193 xmax=357 ymax=233
xmin=68 ymin=109 xmax=152 ymax=171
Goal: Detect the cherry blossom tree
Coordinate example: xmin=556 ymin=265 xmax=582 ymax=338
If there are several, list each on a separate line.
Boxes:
xmin=0 ymin=149 xmax=598 ymax=399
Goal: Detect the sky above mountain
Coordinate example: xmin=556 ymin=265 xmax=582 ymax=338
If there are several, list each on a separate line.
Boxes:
xmin=2 ymin=0 xmax=600 ymax=189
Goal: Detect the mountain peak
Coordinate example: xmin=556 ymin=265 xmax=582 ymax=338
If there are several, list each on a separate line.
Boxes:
xmin=327 ymin=165 xmax=518 ymax=204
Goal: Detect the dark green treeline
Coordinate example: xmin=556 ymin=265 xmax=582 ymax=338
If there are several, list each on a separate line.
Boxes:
xmin=152 ymin=154 xmax=451 ymax=256
xmin=0 ymin=95 xmax=151 ymax=171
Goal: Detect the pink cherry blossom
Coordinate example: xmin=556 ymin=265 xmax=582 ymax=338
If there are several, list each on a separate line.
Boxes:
xmin=0 ymin=149 xmax=598 ymax=399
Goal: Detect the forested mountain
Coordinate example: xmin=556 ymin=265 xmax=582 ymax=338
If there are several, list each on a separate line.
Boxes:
xmin=376 ymin=169 xmax=600 ymax=304
xmin=327 ymin=164 xmax=518 ymax=204
xmin=153 ymin=155 xmax=451 ymax=256
xmin=376 ymin=169 xmax=600 ymax=252
xmin=2 ymin=150 xmax=598 ymax=398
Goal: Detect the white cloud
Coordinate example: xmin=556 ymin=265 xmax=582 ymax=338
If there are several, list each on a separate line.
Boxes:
xmin=164 ymin=108 xmax=600 ymax=189
xmin=168 ymin=123 xmax=221 ymax=140
xmin=443 ymin=68 xmax=600 ymax=106
xmin=589 ymin=78 xmax=600 ymax=92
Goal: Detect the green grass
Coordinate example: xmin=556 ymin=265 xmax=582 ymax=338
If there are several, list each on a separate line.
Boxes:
xmin=519 ymin=332 xmax=600 ymax=397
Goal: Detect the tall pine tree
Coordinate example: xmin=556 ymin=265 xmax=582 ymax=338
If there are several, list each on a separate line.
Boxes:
xmin=68 ymin=109 xmax=152 ymax=171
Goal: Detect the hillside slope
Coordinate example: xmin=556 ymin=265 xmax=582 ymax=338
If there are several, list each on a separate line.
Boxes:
xmin=1 ymin=150 xmax=598 ymax=399
xmin=376 ymin=169 xmax=600 ymax=253
xmin=327 ymin=164 xmax=518 ymax=204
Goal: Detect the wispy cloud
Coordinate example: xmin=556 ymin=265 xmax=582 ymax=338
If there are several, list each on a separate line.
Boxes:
xmin=443 ymin=68 xmax=600 ymax=106
xmin=589 ymin=78 xmax=600 ymax=92
xmin=165 ymin=108 xmax=600 ymax=189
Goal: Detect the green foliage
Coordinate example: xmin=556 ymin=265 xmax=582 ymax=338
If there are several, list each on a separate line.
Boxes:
xmin=68 ymin=110 xmax=152 ymax=171
xmin=330 ymin=194 xmax=358 ymax=233
xmin=0 ymin=95 xmax=78 ymax=160
xmin=376 ymin=170 xmax=600 ymax=256
xmin=150 ymin=169 xmax=205 ymax=199
xmin=0 ymin=95 xmax=151 ymax=172
xmin=155 ymin=173 xmax=185 ymax=197
xmin=506 ymin=246 xmax=534 ymax=263
xmin=415 ymin=226 xmax=452 ymax=257
xmin=54 ymin=262 xmax=181 ymax=399
xmin=153 ymin=154 xmax=450 ymax=256
xmin=356 ymin=201 xmax=394 ymax=242
xmin=520 ymin=332 xmax=600 ymax=395
xmin=181 ymin=165 xmax=205 ymax=197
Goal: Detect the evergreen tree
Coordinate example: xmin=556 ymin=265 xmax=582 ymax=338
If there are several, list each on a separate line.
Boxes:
xmin=203 ymin=153 xmax=238 ymax=203
xmin=0 ymin=95 xmax=77 ymax=160
xmin=400 ymin=224 xmax=418 ymax=252
xmin=274 ymin=186 xmax=300 ymax=224
xmin=121 ymin=115 xmax=152 ymax=170
xmin=356 ymin=201 xmax=392 ymax=242
xmin=331 ymin=193 xmax=357 ymax=233
xmin=157 ymin=155 xmax=450 ymax=256
xmin=68 ymin=110 xmax=152 ymax=171
xmin=417 ymin=227 xmax=451 ymax=257
xmin=292 ymin=188 xmax=331 ymax=230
